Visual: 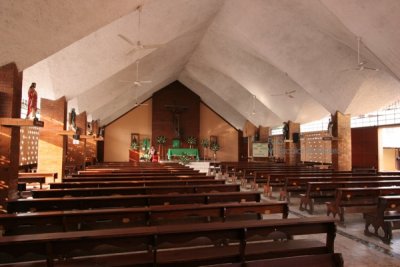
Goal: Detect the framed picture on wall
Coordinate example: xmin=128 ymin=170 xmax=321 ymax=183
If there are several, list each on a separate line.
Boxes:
xmin=210 ymin=135 xmax=218 ymax=145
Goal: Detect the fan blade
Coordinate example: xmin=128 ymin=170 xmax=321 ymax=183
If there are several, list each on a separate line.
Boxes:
xmin=142 ymin=44 xmax=163 ymax=49
xmin=286 ymin=90 xmax=296 ymax=94
xmin=363 ymin=67 xmax=379 ymax=71
xmin=288 ymin=95 xmax=295 ymax=99
xmin=118 ymin=34 xmax=135 ymax=46
xmin=126 ymin=48 xmax=138 ymax=55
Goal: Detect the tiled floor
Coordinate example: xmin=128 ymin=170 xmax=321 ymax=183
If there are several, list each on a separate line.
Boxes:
xmin=261 ymin=191 xmax=400 ymax=267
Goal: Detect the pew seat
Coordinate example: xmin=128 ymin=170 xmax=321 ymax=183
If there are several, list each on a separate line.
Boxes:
xmin=326 ymin=186 xmax=400 ymax=223
xmin=0 ymin=202 xmax=288 ymax=235
xmin=201 ymin=253 xmax=344 ymax=267
xmin=0 ymin=217 xmax=336 ymax=267
xmin=364 ymin=195 xmax=400 ymax=244
xmin=7 ymin=191 xmax=262 ymax=213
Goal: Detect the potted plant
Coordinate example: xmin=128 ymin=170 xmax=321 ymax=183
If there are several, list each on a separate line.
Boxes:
xmin=186 ymin=136 xmax=197 ymax=148
xmin=200 ymin=138 xmax=209 ymax=160
xmin=210 ymin=142 xmax=220 ymax=161
xmin=156 ymin=135 xmax=167 ymax=160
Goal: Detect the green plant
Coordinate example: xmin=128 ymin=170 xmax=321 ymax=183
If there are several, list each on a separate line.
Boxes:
xmin=130 ymin=141 xmax=139 ymax=150
xmin=186 ymin=136 xmax=197 ymax=146
xmin=210 ymin=142 xmax=220 ymax=152
xmin=156 ymin=135 xmax=167 ymax=145
xmin=200 ymin=138 xmax=209 ymax=148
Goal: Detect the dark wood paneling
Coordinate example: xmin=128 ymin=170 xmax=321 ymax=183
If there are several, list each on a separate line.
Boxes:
xmin=351 ymin=127 xmax=378 ymax=169
xmin=152 ymin=81 xmax=200 ymax=150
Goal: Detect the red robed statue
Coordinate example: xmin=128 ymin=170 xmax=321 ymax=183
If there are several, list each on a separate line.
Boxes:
xmin=26 ymin=82 xmax=38 ymax=119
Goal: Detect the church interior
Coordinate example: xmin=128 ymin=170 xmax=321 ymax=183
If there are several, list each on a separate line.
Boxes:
xmin=1 ymin=0 xmax=400 ymax=266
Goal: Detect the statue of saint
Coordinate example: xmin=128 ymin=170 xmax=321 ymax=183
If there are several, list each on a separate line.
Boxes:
xmin=26 ymin=82 xmax=38 ymax=119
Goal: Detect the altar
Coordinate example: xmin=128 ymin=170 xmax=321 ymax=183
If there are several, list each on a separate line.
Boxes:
xmin=167 ymin=148 xmax=199 ymax=160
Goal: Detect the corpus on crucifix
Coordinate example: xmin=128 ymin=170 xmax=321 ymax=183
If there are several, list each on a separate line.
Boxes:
xmin=165 ymin=104 xmax=188 ymax=139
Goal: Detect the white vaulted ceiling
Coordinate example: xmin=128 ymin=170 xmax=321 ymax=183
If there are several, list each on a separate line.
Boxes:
xmin=2 ymin=0 xmax=400 ymax=128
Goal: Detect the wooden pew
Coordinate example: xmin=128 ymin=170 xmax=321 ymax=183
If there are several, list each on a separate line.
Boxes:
xmin=63 ymin=174 xmax=212 ymax=182
xmin=364 ymin=195 xmax=400 ymax=244
xmin=7 ymin=191 xmax=262 ymax=213
xmin=49 ymin=179 xmax=225 ymax=189
xmin=0 ymin=202 xmax=288 ymax=235
xmin=300 ymin=180 xmax=400 ymax=214
xmin=0 ymin=217 xmax=336 ymax=267
xmin=31 ymin=184 xmax=240 ymax=198
xmin=75 ymin=169 xmax=200 ymax=177
xmin=326 ymin=187 xmax=400 ymax=223
xmin=202 ymin=253 xmax=344 ymax=267
xmin=280 ymin=175 xmax=400 ymax=202
xmin=18 ymin=172 xmax=58 ymax=182
xmin=17 ymin=176 xmax=46 ymax=189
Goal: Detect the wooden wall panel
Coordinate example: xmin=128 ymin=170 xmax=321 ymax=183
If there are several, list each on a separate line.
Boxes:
xmin=152 ymin=81 xmax=200 ymax=150
xmin=37 ymin=97 xmax=67 ymax=180
xmin=352 ymin=126 xmax=378 ymax=169
xmin=0 ymin=63 xmax=22 ymax=210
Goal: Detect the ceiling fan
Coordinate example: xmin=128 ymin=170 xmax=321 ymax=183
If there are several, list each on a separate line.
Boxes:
xmin=271 ymin=90 xmax=296 ymax=98
xmin=118 ymin=4 xmax=163 ymax=55
xmin=132 ymin=83 xmax=148 ymax=108
xmin=343 ymin=37 xmax=379 ymax=72
xmin=120 ymin=60 xmax=152 ymax=87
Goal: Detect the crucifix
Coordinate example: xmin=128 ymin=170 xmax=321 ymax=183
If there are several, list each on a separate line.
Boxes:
xmin=165 ymin=104 xmax=188 ymax=138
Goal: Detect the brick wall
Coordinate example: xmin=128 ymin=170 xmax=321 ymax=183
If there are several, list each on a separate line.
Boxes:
xmin=0 ymin=63 xmax=22 ymax=210
xmin=332 ymin=111 xmax=352 ymax=171
xmin=37 ymin=97 xmax=67 ymax=180
xmin=66 ymin=111 xmax=86 ymax=170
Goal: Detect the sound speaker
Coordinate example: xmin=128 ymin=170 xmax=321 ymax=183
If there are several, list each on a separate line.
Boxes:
xmin=292 ymin=133 xmax=300 ymax=143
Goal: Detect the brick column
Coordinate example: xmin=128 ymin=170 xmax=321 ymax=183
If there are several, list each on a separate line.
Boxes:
xmin=0 ymin=63 xmax=22 ymax=210
xmin=285 ymin=121 xmax=301 ymax=165
xmin=332 ymin=111 xmax=352 ymax=171
xmin=66 ymin=111 xmax=87 ymax=171
xmin=37 ymin=97 xmax=67 ymax=180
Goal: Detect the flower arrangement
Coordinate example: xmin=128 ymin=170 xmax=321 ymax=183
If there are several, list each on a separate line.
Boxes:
xmin=179 ymin=152 xmax=191 ymax=165
xmin=186 ymin=136 xmax=197 ymax=148
xmin=156 ymin=135 xmax=167 ymax=145
xmin=130 ymin=142 xmax=139 ymax=150
xmin=200 ymin=138 xmax=209 ymax=148
xmin=210 ymin=142 xmax=220 ymax=152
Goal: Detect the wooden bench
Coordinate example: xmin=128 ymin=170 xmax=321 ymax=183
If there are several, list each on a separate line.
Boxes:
xmin=0 ymin=217 xmax=336 ymax=267
xmin=17 ymin=177 xmax=46 ymax=189
xmin=300 ymin=180 xmax=400 ymax=214
xmin=31 ymin=184 xmax=240 ymax=198
xmin=364 ymin=195 xmax=400 ymax=244
xmin=0 ymin=202 xmax=288 ymax=235
xmin=75 ymin=169 xmax=200 ymax=176
xmin=49 ymin=179 xmax=225 ymax=189
xmin=18 ymin=172 xmax=58 ymax=183
xmin=280 ymin=175 xmax=400 ymax=202
xmin=202 ymin=253 xmax=344 ymax=267
xmin=326 ymin=186 xmax=400 ymax=223
xmin=7 ymin=191 xmax=262 ymax=213
xmin=63 ymin=174 xmax=212 ymax=182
